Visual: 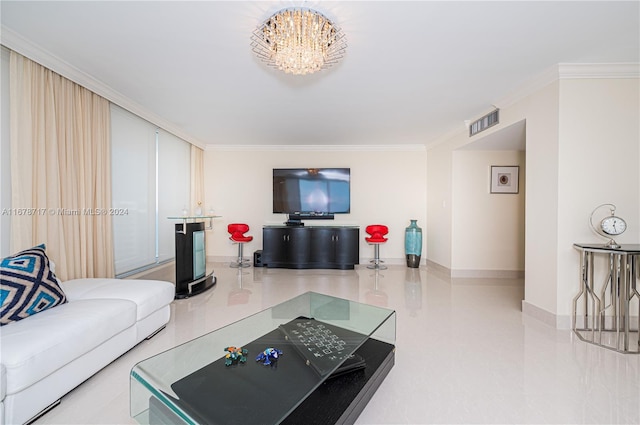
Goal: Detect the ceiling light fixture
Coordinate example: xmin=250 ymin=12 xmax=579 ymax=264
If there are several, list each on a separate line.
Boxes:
xmin=250 ymin=8 xmax=347 ymax=75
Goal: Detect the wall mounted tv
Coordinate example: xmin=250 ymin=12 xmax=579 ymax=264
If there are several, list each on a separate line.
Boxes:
xmin=273 ymin=168 xmax=350 ymax=222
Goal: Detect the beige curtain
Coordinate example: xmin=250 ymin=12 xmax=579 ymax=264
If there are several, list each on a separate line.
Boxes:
xmin=9 ymin=51 xmax=114 ymax=280
xmin=190 ymin=145 xmax=204 ymax=214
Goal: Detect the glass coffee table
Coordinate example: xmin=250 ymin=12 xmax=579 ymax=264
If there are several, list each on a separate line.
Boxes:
xmin=130 ymin=292 xmax=396 ymax=425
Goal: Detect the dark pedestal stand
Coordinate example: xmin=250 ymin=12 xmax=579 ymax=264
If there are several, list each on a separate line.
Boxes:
xmin=174 ymin=222 xmax=216 ymax=298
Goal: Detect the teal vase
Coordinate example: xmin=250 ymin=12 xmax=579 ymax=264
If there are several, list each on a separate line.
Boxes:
xmin=404 ymin=219 xmax=422 ymax=268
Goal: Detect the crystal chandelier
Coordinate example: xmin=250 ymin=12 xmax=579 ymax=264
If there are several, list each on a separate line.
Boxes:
xmin=251 ymin=8 xmax=347 ymax=75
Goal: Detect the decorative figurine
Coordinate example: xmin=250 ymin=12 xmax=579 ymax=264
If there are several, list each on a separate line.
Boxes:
xmin=224 ymin=346 xmax=248 ymax=366
xmin=256 ymin=347 xmax=283 ymax=365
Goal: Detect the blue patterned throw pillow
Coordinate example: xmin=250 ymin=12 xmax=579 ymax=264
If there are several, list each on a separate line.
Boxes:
xmin=0 ymin=244 xmax=67 ymax=326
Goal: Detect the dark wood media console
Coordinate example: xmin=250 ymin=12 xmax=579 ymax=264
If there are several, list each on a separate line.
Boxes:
xmin=262 ymin=226 xmax=359 ymax=269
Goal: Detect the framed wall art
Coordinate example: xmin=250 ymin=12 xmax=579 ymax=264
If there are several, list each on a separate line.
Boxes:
xmin=490 ymin=166 xmax=519 ymax=194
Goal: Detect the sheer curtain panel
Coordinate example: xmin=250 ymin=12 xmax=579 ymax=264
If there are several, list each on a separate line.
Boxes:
xmin=9 ymin=51 xmax=113 ymax=280
xmin=158 ymin=129 xmax=190 ymax=263
xmin=111 ymin=105 xmax=191 ymax=276
xmin=110 ymin=105 xmax=156 ymax=275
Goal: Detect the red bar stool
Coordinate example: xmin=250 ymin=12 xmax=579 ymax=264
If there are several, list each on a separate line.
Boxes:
xmin=228 ymin=223 xmax=253 ymax=268
xmin=365 ymin=224 xmax=388 ymax=270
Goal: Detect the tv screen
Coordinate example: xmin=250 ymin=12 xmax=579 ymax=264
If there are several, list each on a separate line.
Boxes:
xmin=273 ymin=168 xmax=350 ymax=214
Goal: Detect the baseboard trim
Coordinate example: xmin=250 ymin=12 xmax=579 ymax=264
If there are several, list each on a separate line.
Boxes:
xmin=425 ymin=261 xmax=524 ymax=279
xmin=522 ymin=300 xmax=572 ymax=329
xmin=426 ymin=260 xmax=451 ymax=277
xmin=451 ymin=269 xmax=524 ymax=279
xmin=207 ymin=256 xmax=417 ymax=267
xmin=207 ymin=255 xmax=235 ymax=263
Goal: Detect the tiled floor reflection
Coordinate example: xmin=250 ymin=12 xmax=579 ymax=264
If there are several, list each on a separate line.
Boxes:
xmin=34 ymin=263 xmax=640 ymax=425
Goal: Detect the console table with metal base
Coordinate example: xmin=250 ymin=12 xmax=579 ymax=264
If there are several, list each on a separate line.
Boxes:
xmin=572 ymin=243 xmax=640 ymax=353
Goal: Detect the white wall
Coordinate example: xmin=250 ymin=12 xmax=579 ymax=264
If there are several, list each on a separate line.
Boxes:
xmin=452 ymin=150 xmax=526 ymax=274
xmin=556 ymin=78 xmax=640 ymax=318
xmin=430 ymin=80 xmax=562 ymax=318
xmin=470 ymin=81 xmax=562 ymax=320
xmin=426 ymin=143 xmax=453 ymax=268
xmin=516 ymin=77 xmax=639 ymax=325
xmin=426 ymin=127 xmax=528 ymax=276
xmin=427 ymin=72 xmax=639 ymax=328
xmin=203 ymin=147 xmax=427 ymax=264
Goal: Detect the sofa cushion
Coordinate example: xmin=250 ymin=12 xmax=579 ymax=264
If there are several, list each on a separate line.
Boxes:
xmin=0 ymin=298 xmax=136 ymax=394
xmin=61 ymin=278 xmax=174 ymax=321
xmin=0 ymin=245 xmax=67 ymax=326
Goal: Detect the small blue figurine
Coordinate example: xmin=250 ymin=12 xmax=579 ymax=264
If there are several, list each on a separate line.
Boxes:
xmin=256 ymin=347 xmax=283 ymax=365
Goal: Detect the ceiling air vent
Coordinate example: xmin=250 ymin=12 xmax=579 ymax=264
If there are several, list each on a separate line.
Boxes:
xmin=469 ymin=109 xmax=499 ymax=137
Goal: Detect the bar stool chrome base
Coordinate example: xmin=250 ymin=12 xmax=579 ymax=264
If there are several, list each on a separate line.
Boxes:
xmin=230 ymin=243 xmax=251 ymax=268
xmin=367 ymin=244 xmax=387 ymax=270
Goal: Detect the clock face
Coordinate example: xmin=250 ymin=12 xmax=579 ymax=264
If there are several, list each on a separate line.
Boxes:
xmin=601 ymin=216 xmax=627 ymax=236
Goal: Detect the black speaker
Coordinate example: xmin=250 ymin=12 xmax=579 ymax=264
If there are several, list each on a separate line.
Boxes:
xmin=253 ymin=250 xmax=263 ymax=267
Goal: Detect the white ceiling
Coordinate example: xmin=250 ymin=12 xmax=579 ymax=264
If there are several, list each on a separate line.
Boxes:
xmin=1 ymin=1 xmax=638 ymax=149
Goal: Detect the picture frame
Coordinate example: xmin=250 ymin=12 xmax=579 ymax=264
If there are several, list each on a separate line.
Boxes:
xmin=490 ymin=166 xmax=519 ymax=194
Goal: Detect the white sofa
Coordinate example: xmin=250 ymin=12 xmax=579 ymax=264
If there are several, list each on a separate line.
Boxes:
xmin=0 ymin=278 xmax=174 ymax=425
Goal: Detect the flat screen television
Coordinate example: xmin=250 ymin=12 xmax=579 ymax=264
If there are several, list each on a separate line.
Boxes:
xmin=273 ymin=168 xmax=350 ymax=216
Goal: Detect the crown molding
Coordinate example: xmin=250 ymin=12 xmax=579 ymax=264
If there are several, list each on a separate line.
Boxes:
xmin=495 ymin=63 xmax=640 ymax=109
xmin=558 ymin=63 xmax=640 ymax=79
xmin=1 ymin=26 xmax=207 ymax=149
xmin=205 ymin=144 xmax=427 ymax=152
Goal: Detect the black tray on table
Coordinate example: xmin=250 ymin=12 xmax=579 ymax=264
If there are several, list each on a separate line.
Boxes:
xmin=150 ymin=317 xmax=393 ymax=425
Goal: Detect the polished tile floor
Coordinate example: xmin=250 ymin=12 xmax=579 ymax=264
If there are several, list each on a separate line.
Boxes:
xmin=34 ymin=262 xmax=639 ymax=425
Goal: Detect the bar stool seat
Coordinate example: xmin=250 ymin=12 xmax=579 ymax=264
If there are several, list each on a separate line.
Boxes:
xmin=365 ymin=224 xmax=388 ymax=270
xmin=228 ymin=223 xmax=253 ymax=268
